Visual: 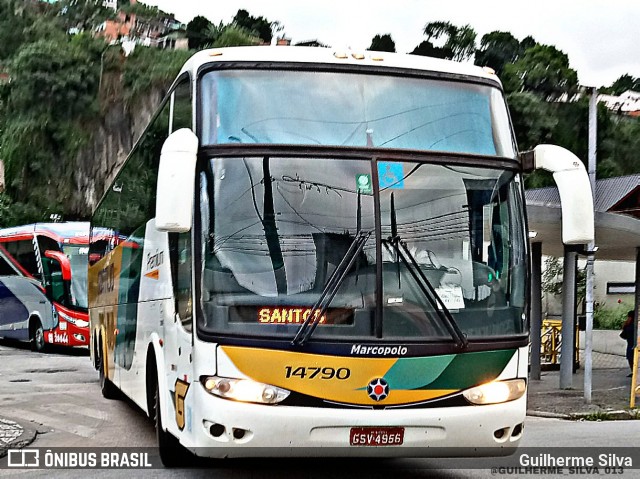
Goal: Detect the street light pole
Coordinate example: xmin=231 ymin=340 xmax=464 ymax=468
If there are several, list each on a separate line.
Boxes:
xmin=584 ymin=87 xmax=597 ymax=403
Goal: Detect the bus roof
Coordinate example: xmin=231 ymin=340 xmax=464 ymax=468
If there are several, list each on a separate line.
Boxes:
xmin=0 ymin=222 xmax=90 ymax=242
xmin=179 ymin=46 xmax=501 ymax=86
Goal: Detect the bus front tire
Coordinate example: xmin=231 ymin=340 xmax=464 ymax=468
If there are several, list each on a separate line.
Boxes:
xmin=155 ymin=382 xmax=190 ymax=467
xmin=30 ymin=318 xmax=45 ymax=352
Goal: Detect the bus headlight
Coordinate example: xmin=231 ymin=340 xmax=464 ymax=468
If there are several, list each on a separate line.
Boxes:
xmin=462 ymin=379 xmax=526 ymax=405
xmin=58 ymin=310 xmax=89 ymax=328
xmin=200 ymin=376 xmax=290 ymax=404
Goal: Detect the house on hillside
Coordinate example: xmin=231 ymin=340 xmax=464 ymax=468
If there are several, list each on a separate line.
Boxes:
xmin=94 ymin=0 xmax=185 ymax=49
xmin=526 ymin=175 xmax=640 ymax=314
xmin=598 ymin=90 xmax=640 ymax=117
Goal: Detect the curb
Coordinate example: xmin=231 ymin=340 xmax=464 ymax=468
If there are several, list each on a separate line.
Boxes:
xmin=526 ymin=410 xmax=571 ymax=419
xmin=0 ymin=417 xmax=38 ymax=459
xmin=527 ymin=409 xmax=640 ymax=421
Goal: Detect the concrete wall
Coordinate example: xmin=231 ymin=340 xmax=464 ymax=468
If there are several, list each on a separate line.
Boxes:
xmin=541 ymin=257 xmax=636 ymax=317
xmin=578 ymin=330 xmax=627 ymax=356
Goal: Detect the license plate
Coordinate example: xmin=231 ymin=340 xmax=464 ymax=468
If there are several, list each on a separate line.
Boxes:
xmin=349 ymin=427 xmax=404 ymax=446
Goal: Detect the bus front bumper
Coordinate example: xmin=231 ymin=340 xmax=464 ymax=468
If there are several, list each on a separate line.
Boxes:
xmin=185 ymin=383 xmax=526 ymax=458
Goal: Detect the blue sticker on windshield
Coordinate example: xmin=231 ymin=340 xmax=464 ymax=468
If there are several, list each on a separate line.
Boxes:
xmin=378 ymin=162 xmax=405 ymax=189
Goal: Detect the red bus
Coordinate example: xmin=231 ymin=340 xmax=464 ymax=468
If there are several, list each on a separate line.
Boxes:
xmin=0 ymin=222 xmax=90 ymax=349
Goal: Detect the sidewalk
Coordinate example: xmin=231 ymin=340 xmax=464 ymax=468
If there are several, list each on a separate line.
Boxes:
xmin=0 ymin=416 xmax=37 ymax=459
xmin=527 ymin=350 xmax=639 ymax=419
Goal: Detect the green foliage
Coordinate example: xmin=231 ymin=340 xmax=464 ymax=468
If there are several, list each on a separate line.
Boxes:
xmin=368 ymin=34 xmax=396 ymax=53
xmin=414 ymin=21 xmax=476 ymax=61
xmin=118 ymin=1 xmax=166 ymax=20
xmin=593 ymin=303 xmax=631 ymax=330
xmin=503 ymin=44 xmax=578 ymax=101
xmin=474 ymin=31 xmax=522 ymax=76
xmin=0 ymin=0 xmax=28 ymax=60
xmin=211 ymin=26 xmax=259 ymax=48
xmin=56 ymin=0 xmax=113 ymax=32
xmin=186 ymin=15 xmax=212 ymax=50
xmin=232 ymin=9 xmax=273 ymax=43
xmin=122 ymin=47 xmax=191 ymax=102
xmin=599 ymin=74 xmax=640 ymax=95
xmin=507 ymin=92 xmax=557 ymax=150
xmin=9 ymin=35 xmax=101 ymax=116
xmin=541 ymin=256 xmax=586 ymax=307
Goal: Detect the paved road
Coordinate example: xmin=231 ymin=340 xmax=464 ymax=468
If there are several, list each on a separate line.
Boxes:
xmin=0 ymin=341 xmax=639 ymax=478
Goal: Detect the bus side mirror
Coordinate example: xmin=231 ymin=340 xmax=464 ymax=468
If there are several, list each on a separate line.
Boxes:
xmin=155 ymin=128 xmax=199 ymax=232
xmin=530 ymin=144 xmax=595 ymax=245
xmin=44 ymin=250 xmax=72 ymax=280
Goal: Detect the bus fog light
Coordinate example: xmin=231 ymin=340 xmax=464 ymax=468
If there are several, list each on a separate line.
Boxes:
xmin=201 ymin=376 xmax=290 ymax=404
xmin=463 ymin=379 xmax=526 ymax=405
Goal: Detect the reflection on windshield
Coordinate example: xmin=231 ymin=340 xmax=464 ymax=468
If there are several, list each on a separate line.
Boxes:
xmin=201 ymin=70 xmax=515 ymax=157
xmin=63 ymin=245 xmax=88 ymax=309
xmin=200 ymin=157 xmax=527 ymax=342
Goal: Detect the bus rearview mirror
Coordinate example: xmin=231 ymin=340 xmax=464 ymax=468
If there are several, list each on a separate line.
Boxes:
xmin=155 ymin=128 xmax=199 ymax=232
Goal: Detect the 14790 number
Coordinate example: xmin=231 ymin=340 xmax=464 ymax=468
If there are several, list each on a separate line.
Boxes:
xmin=284 ymin=366 xmax=351 ymax=380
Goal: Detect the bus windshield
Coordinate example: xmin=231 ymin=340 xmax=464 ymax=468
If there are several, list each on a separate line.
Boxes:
xmin=62 ymin=244 xmax=89 ymax=309
xmin=200 ymin=69 xmax=515 ymax=157
xmin=199 ymin=156 xmax=527 ymax=342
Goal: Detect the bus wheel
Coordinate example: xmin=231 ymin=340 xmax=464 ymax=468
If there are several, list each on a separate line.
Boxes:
xmin=155 ymin=381 xmax=190 ymax=467
xmin=30 ymin=318 xmax=45 ymax=352
xmin=98 ymin=342 xmax=119 ymax=400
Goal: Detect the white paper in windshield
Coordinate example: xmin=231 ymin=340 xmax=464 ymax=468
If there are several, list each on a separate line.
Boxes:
xmin=435 ymin=286 xmax=465 ymax=310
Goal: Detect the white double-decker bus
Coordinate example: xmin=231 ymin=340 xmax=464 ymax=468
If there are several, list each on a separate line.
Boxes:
xmin=88 ymin=47 xmax=594 ymax=465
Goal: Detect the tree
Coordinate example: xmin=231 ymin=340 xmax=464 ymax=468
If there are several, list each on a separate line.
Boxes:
xmin=232 ymin=9 xmax=273 ymax=43
xmin=186 ymin=15 xmax=212 ymax=50
xmin=413 ymin=21 xmax=476 ymax=61
xmin=0 ymin=1 xmax=27 ymax=60
xmin=368 ymin=34 xmax=395 ymax=52
xmin=507 ymin=92 xmax=557 ymax=151
xmin=601 ymin=74 xmax=640 ymax=95
xmin=211 ymin=25 xmax=260 ymax=48
xmin=474 ymin=31 xmax=521 ymax=76
xmin=542 ymin=256 xmax=586 ymax=312
xmin=411 ymin=40 xmax=450 ymax=58
xmin=57 ymin=0 xmax=113 ymax=32
xmin=502 ymin=44 xmax=578 ymax=101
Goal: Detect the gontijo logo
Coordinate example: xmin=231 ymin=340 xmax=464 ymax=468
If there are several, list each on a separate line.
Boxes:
xmin=144 ymin=250 xmax=163 ymax=280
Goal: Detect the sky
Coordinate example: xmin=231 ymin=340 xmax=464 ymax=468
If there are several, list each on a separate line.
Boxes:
xmin=142 ymin=0 xmax=639 ymax=88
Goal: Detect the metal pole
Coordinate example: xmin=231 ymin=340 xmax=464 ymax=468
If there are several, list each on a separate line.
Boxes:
xmin=584 ymin=254 xmax=594 ymax=402
xmin=584 ymin=87 xmax=598 ymax=402
xmin=530 ymin=242 xmax=542 ymax=380
xmin=560 ymin=247 xmax=577 ymax=389
xmin=630 ymin=248 xmax=640 ymax=408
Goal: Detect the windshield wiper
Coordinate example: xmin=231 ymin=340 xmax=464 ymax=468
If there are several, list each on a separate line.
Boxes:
xmin=292 ymin=230 xmax=372 ymax=347
xmin=384 ymin=193 xmax=468 ymax=349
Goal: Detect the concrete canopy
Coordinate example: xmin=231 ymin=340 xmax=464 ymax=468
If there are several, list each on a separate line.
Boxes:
xmin=527 ymin=204 xmax=640 ymax=261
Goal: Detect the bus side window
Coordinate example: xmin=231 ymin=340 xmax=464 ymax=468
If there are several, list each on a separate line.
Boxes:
xmin=42 ymin=257 xmax=65 ymax=304
xmin=0 ymin=254 xmax=17 ymax=276
xmin=170 ymin=232 xmax=192 ymax=332
xmin=3 ymin=239 xmax=39 ymax=280
xmin=171 ymin=76 xmax=192 ymax=133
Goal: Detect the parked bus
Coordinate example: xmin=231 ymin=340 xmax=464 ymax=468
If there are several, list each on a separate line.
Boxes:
xmin=88 ymin=47 xmax=594 ymax=464
xmin=0 ymin=222 xmax=90 ymax=350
